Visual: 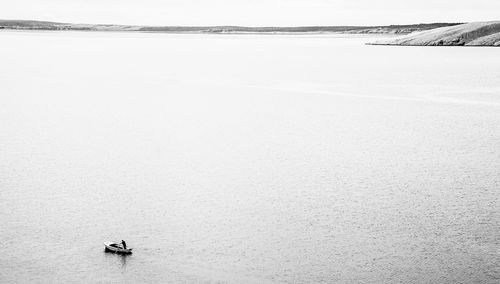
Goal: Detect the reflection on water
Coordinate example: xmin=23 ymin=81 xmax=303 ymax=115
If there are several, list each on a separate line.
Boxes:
xmin=103 ymin=250 xmax=130 ymax=269
xmin=120 ymin=254 xmax=128 ymax=268
xmin=0 ymin=31 xmax=499 ymax=283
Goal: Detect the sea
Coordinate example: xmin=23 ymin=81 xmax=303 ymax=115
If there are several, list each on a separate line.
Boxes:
xmin=0 ymin=31 xmax=499 ymax=283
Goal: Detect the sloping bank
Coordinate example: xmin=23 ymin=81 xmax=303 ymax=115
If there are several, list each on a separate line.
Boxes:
xmin=370 ymin=21 xmax=500 ymax=46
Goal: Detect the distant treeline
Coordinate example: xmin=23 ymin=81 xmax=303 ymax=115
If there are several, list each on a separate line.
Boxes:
xmin=0 ymin=20 xmax=461 ymax=34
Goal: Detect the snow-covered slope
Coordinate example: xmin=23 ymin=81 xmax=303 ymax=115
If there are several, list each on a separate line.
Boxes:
xmin=371 ymin=21 xmax=500 ymax=46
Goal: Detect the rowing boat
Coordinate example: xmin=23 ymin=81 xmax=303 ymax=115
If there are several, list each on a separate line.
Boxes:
xmin=104 ymin=241 xmax=133 ymax=254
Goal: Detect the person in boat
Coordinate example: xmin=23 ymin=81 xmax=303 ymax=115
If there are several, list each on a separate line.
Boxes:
xmin=121 ymin=240 xmax=127 ymax=249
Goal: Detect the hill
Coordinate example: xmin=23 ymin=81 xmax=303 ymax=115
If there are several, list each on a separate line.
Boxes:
xmin=370 ymin=21 xmax=500 ymax=46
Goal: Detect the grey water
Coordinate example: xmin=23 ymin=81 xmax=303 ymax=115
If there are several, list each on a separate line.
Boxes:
xmin=0 ymin=31 xmax=499 ymax=283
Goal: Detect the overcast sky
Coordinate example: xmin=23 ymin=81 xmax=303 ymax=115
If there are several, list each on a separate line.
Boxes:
xmin=2 ymin=0 xmax=499 ymax=26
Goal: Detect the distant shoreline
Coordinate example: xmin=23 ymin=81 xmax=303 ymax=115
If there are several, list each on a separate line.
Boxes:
xmin=0 ymin=29 xmax=405 ymax=37
xmin=0 ymin=20 xmax=460 ymax=35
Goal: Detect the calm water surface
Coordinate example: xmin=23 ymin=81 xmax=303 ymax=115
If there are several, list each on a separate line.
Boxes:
xmin=0 ymin=31 xmax=499 ymax=283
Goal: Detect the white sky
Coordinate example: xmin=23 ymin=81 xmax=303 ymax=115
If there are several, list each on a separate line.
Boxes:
xmin=1 ymin=0 xmax=499 ymax=26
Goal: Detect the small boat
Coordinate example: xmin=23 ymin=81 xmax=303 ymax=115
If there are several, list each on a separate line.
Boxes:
xmin=104 ymin=241 xmax=133 ymax=254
